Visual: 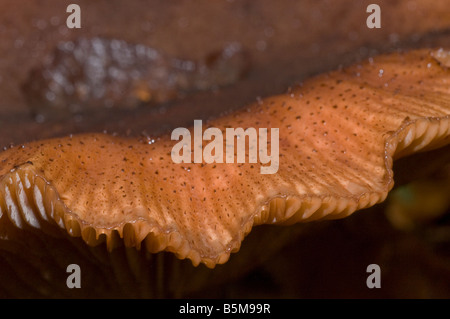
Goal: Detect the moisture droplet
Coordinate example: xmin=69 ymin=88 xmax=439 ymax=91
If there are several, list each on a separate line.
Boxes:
xmin=256 ymin=96 xmax=263 ymax=105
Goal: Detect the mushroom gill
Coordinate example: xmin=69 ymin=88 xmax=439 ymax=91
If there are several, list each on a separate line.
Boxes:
xmin=0 ymin=48 xmax=449 ymax=269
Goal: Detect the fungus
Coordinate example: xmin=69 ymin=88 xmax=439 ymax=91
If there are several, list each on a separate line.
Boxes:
xmin=0 ymin=48 xmax=449 ymax=274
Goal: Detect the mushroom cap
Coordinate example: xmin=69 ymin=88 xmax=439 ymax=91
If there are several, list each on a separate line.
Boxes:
xmin=1 ymin=49 xmax=449 ymax=268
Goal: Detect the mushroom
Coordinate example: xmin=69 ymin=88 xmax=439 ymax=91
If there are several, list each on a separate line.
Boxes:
xmin=0 ymin=48 xmax=449 ymax=296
